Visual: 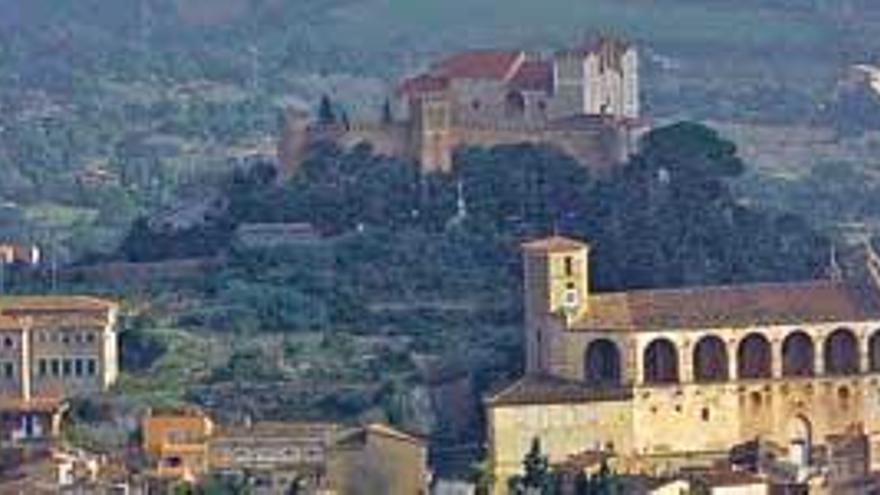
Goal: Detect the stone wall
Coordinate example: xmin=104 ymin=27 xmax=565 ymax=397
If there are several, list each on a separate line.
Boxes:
xmin=276 ymin=110 xmax=635 ymax=176
xmin=487 ymin=399 xmax=633 ymax=493
xmin=488 ymin=374 xmax=880 ymax=492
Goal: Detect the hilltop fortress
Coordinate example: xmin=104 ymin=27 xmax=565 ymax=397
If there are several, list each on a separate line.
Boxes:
xmin=278 ymin=37 xmax=646 ymax=174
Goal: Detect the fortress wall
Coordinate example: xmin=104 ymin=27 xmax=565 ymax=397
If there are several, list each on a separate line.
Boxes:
xmin=452 ymin=125 xmax=624 ymax=173
xmin=336 ymin=123 xmax=410 ymax=158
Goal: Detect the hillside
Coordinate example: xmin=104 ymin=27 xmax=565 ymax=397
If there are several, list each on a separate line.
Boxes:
xmin=3 ymin=0 xmax=880 ymax=257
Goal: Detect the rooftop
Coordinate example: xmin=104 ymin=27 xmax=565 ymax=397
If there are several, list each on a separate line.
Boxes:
xmin=572 ymin=280 xmax=880 ymax=331
xmin=522 ymin=235 xmax=588 ymax=254
xmin=431 ymin=49 xmax=525 ymax=81
xmin=510 ymin=60 xmax=553 ymax=92
xmin=486 ymin=374 xmax=632 ymax=407
xmin=0 ymin=296 xmax=117 ymax=315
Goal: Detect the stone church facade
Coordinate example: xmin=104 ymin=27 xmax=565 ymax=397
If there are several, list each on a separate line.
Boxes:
xmin=486 ymin=236 xmax=880 ymax=491
xmin=278 ymin=37 xmax=645 ymax=175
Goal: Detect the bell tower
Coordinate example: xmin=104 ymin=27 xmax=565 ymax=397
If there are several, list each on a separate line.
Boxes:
xmin=522 ymin=236 xmax=590 ymax=374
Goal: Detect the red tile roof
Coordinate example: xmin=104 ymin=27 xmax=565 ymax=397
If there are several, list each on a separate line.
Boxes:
xmin=572 ymin=280 xmax=880 ymax=331
xmin=0 ymin=296 xmax=116 ymax=315
xmin=522 ymin=235 xmax=588 ymax=254
xmin=487 ymin=375 xmax=632 ymax=407
xmin=431 ymin=50 xmax=524 ymax=81
xmin=398 ymin=74 xmax=450 ymax=96
xmin=0 ymin=396 xmax=64 ymax=413
xmin=510 ymin=60 xmax=553 ymax=92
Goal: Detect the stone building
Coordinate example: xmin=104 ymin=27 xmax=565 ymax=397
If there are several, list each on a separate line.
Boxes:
xmin=0 ymin=243 xmax=40 ymax=267
xmin=142 ymin=407 xmax=215 ymax=481
xmin=0 ymin=296 xmax=119 ymax=443
xmin=278 ymin=37 xmax=645 ymax=175
xmin=208 ymin=421 xmax=428 ymax=495
xmin=486 ymin=236 xmax=880 ymax=491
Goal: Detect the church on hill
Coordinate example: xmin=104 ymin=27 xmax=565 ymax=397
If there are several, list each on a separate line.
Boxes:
xmin=278 ymin=37 xmax=646 ymax=176
xmin=486 ymin=235 xmax=880 ymax=490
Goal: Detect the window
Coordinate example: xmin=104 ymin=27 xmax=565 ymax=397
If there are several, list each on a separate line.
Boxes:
xmin=62 ymin=359 xmax=72 ymax=376
xmin=564 ymin=282 xmax=579 ymax=308
xmin=701 ymin=408 xmax=710 ymax=422
xmin=564 ymin=256 xmax=574 ymax=276
xmin=3 ymin=337 xmax=13 ymax=349
xmin=51 ymin=359 xmax=60 ymax=377
xmin=61 ymin=334 xmax=70 ymax=345
xmin=38 ymin=359 xmax=47 ymax=377
xmin=86 ymin=333 xmax=96 ymax=344
xmin=3 ymin=362 xmax=13 ymax=378
xmin=75 ymin=333 xmax=84 ymax=344
xmin=74 ymin=359 xmax=83 ymax=377
xmin=471 ymin=99 xmax=481 ymax=110
xmin=87 ymin=359 xmax=97 ymax=376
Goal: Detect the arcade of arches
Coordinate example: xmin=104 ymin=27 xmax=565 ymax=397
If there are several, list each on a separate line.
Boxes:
xmin=582 ymin=327 xmax=880 ymax=386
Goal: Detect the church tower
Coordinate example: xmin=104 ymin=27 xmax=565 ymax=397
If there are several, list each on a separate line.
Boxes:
xmin=409 ymin=92 xmax=454 ymax=173
xmin=522 ymin=236 xmax=590 ymax=374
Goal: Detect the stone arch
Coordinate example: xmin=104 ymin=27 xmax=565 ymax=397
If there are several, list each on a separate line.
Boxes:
xmin=737 ymin=333 xmax=772 ymax=380
xmin=505 ymin=91 xmax=526 ymax=117
xmin=782 ymin=331 xmax=815 ymax=377
xmin=824 ymin=328 xmax=859 ymax=376
xmin=643 ymin=338 xmax=679 ymax=384
xmin=693 ymin=335 xmax=729 ymax=382
xmin=584 ymin=339 xmax=622 ymax=386
xmin=787 ymin=415 xmax=812 ymax=469
xmin=869 ymin=330 xmax=880 ymax=372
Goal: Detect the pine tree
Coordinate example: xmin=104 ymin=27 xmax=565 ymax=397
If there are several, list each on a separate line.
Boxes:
xmin=318 ymin=94 xmax=336 ymax=125
xmin=382 ymin=98 xmax=393 ymax=124
xmin=522 ymin=437 xmax=550 ymax=490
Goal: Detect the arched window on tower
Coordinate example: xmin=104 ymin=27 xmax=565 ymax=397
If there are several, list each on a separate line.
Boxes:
xmin=643 ymin=338 xmax=679 ymax=384
xmin=584 ymin=339 xmax=622 ymax=386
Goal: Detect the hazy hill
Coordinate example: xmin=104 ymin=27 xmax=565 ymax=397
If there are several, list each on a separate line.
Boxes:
xmin=3 ymin=0 xmax=880 ymax=257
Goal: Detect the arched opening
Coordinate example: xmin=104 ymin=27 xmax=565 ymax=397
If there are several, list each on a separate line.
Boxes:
xmin=693 ymin=335 xmax=729 ymax=382
xmin=869 ymin=330 xmax=880 ymax=372
xmin=584 ymin=339 xmax=621 ymax=386
xmin=505 ymin=91 xmax=526 ymax=117
xmin=643 ymin=338 xmax=679 ymax=384
xmin=782 ymin=332 xmax=815 ymax=377
xmin=787 ymin=415 xmax=812 ymax=471
xmin=824 ymin=328 xmax=859 ymax=376
xmin=737 ymin=334 xmax=772 ymax=380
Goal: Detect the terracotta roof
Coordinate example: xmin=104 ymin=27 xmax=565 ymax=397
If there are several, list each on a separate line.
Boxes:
xmin=522 ymin=235 xmax=588 ymax=254
xmin=692 ymin=470 xmax=766 ymax=488
xmin=0 ymin=296 xmax=116 ymax=315
xmin=509 ymin=60 xmax=553 ymax=92
xmin=398 ymin=74 xmax=449 ymax=96
xmin=0 ymin=396 xmax=65 ymax=413
xmin=0 ymin=316 xmax=23 ymax=330
xmin=363 ymin=423 xmax=425 ymax=446
xmin=218 ymin=421 xmax=342 ymax=440
xmin=573 ymin=280 xmax=880 ymax=331
xmin=486 ymin=375 xmax=632 ymax=407
xmin=431 ymin=50 xmax=524 ymax=81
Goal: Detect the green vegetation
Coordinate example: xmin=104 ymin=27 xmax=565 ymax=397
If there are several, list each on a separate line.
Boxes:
xmin=507 ymin=437 xmax=621 ymax=494
xmin=1 ymin=0 xmax=877 ymax=259
xmin=98 ymin=122 xmax=829 ymax=437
